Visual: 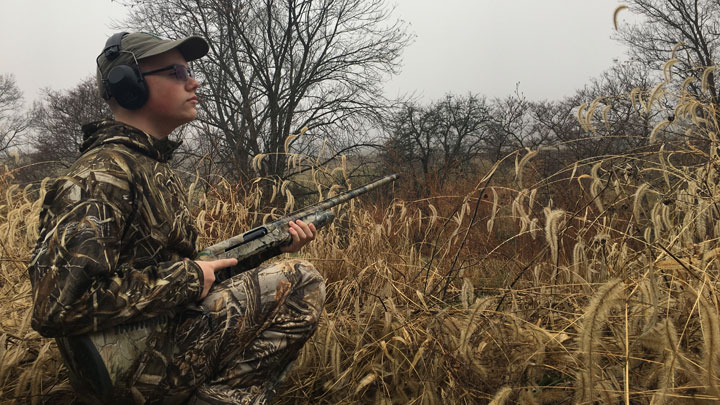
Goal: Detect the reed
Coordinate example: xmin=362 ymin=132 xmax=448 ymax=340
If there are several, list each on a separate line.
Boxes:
xmin=5 ymin=63 xmax=720 ymax=404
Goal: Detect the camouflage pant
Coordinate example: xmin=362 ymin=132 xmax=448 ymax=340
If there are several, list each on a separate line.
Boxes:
xmin=58 ymin=260 xmax=324 ymax=404
xmin=160 ymin=259 xmax=325 ymax=404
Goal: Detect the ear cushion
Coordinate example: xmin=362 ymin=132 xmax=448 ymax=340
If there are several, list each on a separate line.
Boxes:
xmin=105 ymin=65 xmax=149 ymax=110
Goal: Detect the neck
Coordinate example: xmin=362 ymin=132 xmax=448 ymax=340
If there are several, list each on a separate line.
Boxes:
xmin=113 ymin=111 xmax=173 ymax=140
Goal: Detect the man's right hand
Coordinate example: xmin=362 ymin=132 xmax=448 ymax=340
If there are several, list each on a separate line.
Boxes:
xmin=195 ymin=258 xmax=238 ymax=299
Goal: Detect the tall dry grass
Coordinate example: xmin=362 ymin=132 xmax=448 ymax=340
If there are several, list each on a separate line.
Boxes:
xmin=4 ymin=70 xmax=720 ymax=404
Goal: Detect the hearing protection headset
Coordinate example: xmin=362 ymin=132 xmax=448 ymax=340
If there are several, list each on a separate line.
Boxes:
xmin=98 ymin=32 xmax=149 ymax=110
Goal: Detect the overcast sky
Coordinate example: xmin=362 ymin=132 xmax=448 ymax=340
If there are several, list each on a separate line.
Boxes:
xmin=0 ymin=0 xmax=630 ymax=106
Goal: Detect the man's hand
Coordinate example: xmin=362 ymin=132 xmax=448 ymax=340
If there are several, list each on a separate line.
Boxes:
xmin=280 ymin=220 xmax=316 ymax=253
xmin=195 ymin=258 xmax=238 ymax=299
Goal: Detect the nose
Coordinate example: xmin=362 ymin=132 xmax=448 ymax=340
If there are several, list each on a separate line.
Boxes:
xmin=186 ymin=76 xmax=200 ymax=92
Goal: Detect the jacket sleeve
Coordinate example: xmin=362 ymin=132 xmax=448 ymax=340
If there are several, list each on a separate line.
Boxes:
xmin=28 ymin=156 xmax=204 ymax=338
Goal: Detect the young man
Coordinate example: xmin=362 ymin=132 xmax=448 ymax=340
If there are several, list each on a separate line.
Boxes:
xmin=28 ymin=32 xmax=325 ymax=404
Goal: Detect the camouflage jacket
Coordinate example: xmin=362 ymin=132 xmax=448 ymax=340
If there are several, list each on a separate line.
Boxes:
xmin=28 ymin=120 xmax=204 ymax=338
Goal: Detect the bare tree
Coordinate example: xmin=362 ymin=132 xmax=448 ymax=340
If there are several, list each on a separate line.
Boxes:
xmin=120 ymin=0 xmax=411 ymax=182
xmin=28 ymin=76 xmax=112 ymax=171
xmin=532 ymin=61 xmax=662 ymax=162
xmin=383 ymin=94 xmax=494 ymax=196
xmin=0 ymin=74 xmax=27 ymax=157
xmin=487 ymin=88 xmax=553 ymax=162
xmin=617 ymin=0 xmax=720 ymax=103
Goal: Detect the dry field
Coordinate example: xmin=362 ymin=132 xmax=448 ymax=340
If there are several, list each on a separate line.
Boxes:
xmin=4 ymin=81 xmax=720 ymax=404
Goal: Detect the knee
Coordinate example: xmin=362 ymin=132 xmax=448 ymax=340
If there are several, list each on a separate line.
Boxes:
xmin=293 ymin=259 xmax=323 ymax=284
xmin=274 ymin=259 xmax=325 ymax=326
xmin=290 ymin=259 xmax=326 ymax=313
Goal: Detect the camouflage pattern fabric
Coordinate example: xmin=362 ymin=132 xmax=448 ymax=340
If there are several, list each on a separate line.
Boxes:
xmin=27 ymin=121 xmax=325 ymax=403
xmin=29 ymin=120 xmax=203 ymax=338
xmin=169 ymin=259 xmax=324 ymax=405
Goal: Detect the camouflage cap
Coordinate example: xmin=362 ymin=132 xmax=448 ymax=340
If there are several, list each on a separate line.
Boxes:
xmin=96 ymin=32 xmax=209 ymax=97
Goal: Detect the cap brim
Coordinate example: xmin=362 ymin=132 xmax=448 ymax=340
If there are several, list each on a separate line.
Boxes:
xmin=137 ymin=36 xmax=209 ymax=62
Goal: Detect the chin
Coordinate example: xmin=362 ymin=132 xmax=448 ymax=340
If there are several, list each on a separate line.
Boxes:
xmin=181 ymin=110 xmax=198 ymax=123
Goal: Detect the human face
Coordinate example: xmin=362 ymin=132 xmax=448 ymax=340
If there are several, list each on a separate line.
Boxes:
xmin=139 ymin=50 xmax=200 ymax=134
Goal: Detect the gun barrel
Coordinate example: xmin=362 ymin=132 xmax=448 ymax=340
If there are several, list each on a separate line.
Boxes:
xmin=288 ymin=173 xmax=399 ymax=220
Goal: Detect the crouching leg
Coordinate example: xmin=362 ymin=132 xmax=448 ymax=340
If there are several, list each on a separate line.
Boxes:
xmin=167 ymin=259 xmax=325 ymax=405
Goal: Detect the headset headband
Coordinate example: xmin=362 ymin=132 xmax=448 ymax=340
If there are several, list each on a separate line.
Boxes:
xmin=103 ymin=32 xmax=129 ymax=61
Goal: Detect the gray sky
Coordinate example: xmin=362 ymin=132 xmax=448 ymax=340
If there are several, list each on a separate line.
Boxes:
xmin=0 ymin=0 xmax=630 ymax=105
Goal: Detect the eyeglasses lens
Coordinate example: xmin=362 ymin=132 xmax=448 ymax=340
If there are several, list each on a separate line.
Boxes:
xmin=174 ymin=65 xmax=192 ymax=81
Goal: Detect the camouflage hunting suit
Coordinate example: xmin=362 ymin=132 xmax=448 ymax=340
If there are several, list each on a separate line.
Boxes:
xmin=28 ymin=121 xmax=325 ymax=404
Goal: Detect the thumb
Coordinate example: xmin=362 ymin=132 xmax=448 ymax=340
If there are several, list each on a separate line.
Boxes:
xmin=212 ymin=258 xmax=239 ymax=271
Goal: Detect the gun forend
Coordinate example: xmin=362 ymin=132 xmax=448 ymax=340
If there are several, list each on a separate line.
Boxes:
xmin=197 ymin=210 xmax=335 ymax=261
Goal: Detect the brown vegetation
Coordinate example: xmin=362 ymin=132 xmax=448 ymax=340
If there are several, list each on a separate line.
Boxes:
xmin=5 ymin=1 xmax=720 ymax=403
xmin=5 ymin=65 xmax=720 ymax=405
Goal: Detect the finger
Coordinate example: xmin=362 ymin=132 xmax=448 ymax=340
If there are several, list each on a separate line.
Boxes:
xmin=290 ymin=221 xmax=307 ymax=240
xmin=288 ymin=226 xmax=300 ymax=245
xmin=295 ymin=220 xmax=313 ymax=238
xmin=301 ymin=221 xmax=316 ymax=239
xmin=297 ymin=221 xmax=314 ymax=235
xmin=212 ymin=258 xmax=238 ymax=271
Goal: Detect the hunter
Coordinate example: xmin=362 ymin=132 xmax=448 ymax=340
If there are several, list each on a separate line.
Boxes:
xmin=27 ymin=32 xmax=325 ymax=404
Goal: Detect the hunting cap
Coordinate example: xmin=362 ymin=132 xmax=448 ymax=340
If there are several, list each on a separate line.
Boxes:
xmin=96 ymin=32 xmax=209 ymax=96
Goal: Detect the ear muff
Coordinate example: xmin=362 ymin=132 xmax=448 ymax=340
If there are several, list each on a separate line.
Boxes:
xmin=100 ymin=32 xmax=149 ymax=110
xmin=105 ymin=65 xmax=149 ymax=110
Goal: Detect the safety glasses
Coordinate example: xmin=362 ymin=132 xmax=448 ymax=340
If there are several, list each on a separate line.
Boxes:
xmin=142 ymin=64 xmax=193 ymax=81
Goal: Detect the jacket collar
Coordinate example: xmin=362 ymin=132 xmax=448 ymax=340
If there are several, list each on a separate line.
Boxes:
xmin=80 ymin=120 xmax=181 ymax=162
